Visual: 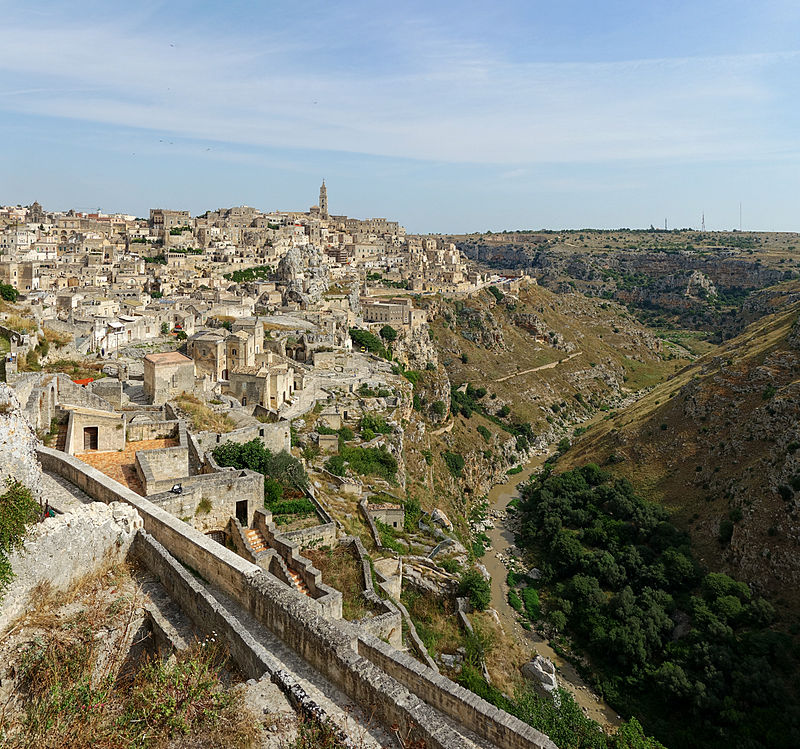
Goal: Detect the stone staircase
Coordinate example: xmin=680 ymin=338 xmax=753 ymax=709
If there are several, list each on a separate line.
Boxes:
xmin=244 ymin=527 xmax=310 ymax=597
xmin=244 ymin=527 xmax=267 ymax=553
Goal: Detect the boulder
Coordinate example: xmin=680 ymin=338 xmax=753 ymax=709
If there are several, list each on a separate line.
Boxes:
xmin=522 ymin=655 xmax=558 ymax=694
xmin=431 ymin=507 xmax=453 ymax=531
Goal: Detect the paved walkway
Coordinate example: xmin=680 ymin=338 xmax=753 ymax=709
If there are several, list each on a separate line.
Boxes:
xmin=41 ymin=470 xmax=95 ymax=513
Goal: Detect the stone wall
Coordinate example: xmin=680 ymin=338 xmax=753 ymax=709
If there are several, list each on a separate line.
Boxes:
xmin=130 ymin=531 xmax=352 ymax=739
xmin=283 ymin=522 xmax=337 ymax=548
xmin=56 ymin=374 xmax=115 ymax=412
xmin=357 ymin=635 xmax=556 ymax=749
xmin=253 ymin=509 xmax=342 ymax=619
xmin=342 ymin=536 xmax=402 ymax=648
xmin=135 ymin=446 xmax=190 ymax=494
xmin=147 ymin=469 xmax=263 ymax=532
xmin=126 ymin=419 xmax=179 ymax=442
xmin=0 ymin=502 xmax=142 ymax=634
xmin=193 ymin=420 xmax=291 ymax=456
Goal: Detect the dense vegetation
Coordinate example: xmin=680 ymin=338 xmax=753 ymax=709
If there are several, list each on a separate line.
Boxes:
xmin=460 ymin=666 xmax=664 ymax=749
xmin=349 ymin=327 xmax=388 ymax=358
xmin=223 ymin=265 xmax=272 ymax=283
xmin=325 ymin=445 xmax=398 ymax=482
xmin=0 ymin=283 xmax=18 ymax=301
xmin=516 ymin=465 xmax=800 ymax=748
xmin=212 ymin=439 xmax=312 ymax=518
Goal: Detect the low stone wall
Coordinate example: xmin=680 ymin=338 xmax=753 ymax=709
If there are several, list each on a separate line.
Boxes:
xmin=283 ymin=522 xmax=337 ymax=548
xmin=304 ymin=482 xmax=334 ymax=525
xmin=357 ymin=635 xmax=557 ymax=749
xmin=359 ymin=497 xmax=383 ymax=549
xmin=131 ymin=531 xmax=352 ymax=743
xmin=341 ymin=536 xmax=402 ymax=648
xmin=0 ymin=502 xmax=142 ymax=634
xmin=253 ymin=509 xmax=342 ymax=620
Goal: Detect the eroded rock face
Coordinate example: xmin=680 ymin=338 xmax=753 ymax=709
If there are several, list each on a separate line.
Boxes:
xmin=0 ymin=383 xmax=44 ymax=502
xmin=276 ymin=245 xmax=329 ymax=307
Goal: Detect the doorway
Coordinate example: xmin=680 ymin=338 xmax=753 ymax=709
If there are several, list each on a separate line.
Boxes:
xmin=235 ymin=500 xmax=248 ymax=526
xmin=83 ymin=426 xmax=99 ymax=451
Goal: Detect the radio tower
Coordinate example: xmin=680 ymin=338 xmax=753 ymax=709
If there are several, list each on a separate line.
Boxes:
xmin=701 ymin=212 xmax=705 ymax=232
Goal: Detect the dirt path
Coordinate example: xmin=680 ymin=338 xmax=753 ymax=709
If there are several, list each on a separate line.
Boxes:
xmin=483 ymin=447 xmax=621 ymax=728
xmin=495 ymin=351 xmax=582 ymax=382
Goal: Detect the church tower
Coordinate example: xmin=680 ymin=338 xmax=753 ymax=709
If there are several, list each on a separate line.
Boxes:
xmin=319 ymin=180 xmax=328 ymax=219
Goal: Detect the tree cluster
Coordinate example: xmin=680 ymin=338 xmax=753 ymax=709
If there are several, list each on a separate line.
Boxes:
xmin=517 ymin=465 xmax=799 ymax=748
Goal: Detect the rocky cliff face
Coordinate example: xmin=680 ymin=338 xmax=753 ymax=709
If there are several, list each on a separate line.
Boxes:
xmin=275 ymin=245 xmax=329 ymax=307
xmin=453 ymin=231 xmax=797 ymax=331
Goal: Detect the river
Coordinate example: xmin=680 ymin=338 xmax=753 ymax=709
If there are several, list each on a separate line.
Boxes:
xmin=483 ymin=446 xmax=621 ymax=728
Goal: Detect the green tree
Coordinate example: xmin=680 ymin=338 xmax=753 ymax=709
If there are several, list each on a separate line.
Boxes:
xmin=0 ymin=283 xmax=18 ymax=302
xmin=379 ymin=324 xmax=398 ymax=343
xmin=160 ymin=322 xmax=169 ymax=335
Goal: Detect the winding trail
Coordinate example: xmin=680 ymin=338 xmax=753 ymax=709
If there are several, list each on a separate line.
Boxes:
xmin=495 ymin=351 xmax=582 ymax=382
xmin=482 ymin=441 xmax=621 ymax=728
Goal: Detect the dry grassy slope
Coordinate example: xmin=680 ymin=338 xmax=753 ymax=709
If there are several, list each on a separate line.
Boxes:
xmin=429 ymin=283 xmax=685 ymax=431
xmin=403 ymin=284 xmax=686 ymax=537
xmin=562 ymin=299 xmax=800 ymax=615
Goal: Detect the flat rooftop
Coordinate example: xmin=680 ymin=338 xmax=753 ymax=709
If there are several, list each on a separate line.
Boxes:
xmin=143 ymin=351 xmax=193 ymax=365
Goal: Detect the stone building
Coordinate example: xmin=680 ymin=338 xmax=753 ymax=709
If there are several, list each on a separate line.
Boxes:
xmin=187 ymin=331 xmax=227 ymax=381
xmin=368 ymin=502 xmax=404 ymax=530
xmin=143 ymin=351 xmax=195 ymax=405
xmin=227 ymin=352 xmax=296 ymax=410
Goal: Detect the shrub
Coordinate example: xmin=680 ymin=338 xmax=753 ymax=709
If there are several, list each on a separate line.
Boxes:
xmin=0 ymin=481 xmax=40 ymax=599
xmin=212 ymin=439 xmax=308 ymax=493
xmin=508 ymin=590 xmax=523 ymax=612
xmin=431 ymin=400 xmax=447 ymax=417
xmin=477 ymin=425 xmax=491 ymax=442
xmin=0 ymin=283 xmax=19 ymax=301
xmin=458 ymin=570 xmax=491 ymax=611
xmin=442 ymin=451 xmax=465 ymax=477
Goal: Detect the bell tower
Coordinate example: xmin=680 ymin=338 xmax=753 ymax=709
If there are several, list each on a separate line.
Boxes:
xmin=319 ymin=180 xmax=328 ymax=219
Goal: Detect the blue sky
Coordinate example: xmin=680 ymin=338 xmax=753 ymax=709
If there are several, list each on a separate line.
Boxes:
xmin=2 ymin=0 xmax=799 ymax=233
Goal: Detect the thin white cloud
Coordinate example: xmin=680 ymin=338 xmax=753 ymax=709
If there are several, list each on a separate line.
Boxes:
xmin=0 ymin=9 xmax=797 ymax=165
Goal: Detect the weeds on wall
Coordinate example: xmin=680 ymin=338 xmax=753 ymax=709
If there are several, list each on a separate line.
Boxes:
xmin=0 ymin=480 xmax=40 ymax=600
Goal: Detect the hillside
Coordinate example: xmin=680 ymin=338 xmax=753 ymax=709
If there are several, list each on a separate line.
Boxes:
xmin=401 ymin=281 xmax=690 ymax=541
xmin=562 ymin=290 xmax=800 ymax=614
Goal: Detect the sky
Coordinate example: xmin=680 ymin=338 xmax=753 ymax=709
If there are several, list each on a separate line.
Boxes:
xmin=1 ymin=0 xmax=800 ymax=233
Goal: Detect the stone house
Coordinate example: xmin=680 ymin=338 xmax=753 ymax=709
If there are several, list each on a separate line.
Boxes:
xmin=143 ymin=351 xmax=195 ymax=405
xmin=368 ymin=502 xmax=404 ymax=530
